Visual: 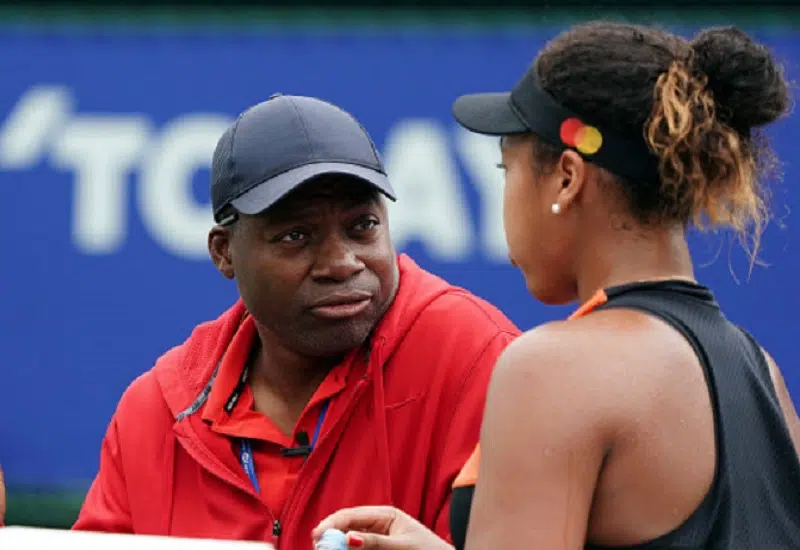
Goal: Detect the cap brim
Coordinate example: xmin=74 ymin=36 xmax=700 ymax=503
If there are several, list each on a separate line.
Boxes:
xmin=230 ymin=162 xmax=396 ymax=216
xmin=452 ymin=92 xmax=529 ymax=135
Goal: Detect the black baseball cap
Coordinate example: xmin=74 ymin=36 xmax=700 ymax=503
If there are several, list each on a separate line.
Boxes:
xmin=211 ymin=94 xmax=396 ymax=223
xmin=452 ymin=65 xmax=660 ymax=184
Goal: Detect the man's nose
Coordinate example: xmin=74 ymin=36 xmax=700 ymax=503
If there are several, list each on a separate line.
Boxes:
xmin=310 ymin=235 xmax=366 ymax=282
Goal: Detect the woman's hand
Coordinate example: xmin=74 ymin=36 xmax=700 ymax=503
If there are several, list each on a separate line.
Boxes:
xmin=312 ymin=506 xmax=453 ymax=550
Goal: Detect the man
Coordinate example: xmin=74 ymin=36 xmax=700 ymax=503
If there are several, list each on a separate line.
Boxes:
xmin=70 ymin=95 xmax=520 ymax=548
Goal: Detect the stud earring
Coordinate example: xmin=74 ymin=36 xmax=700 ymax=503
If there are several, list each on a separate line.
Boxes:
xmin=551 ymin=203 xmax=561 ymax=215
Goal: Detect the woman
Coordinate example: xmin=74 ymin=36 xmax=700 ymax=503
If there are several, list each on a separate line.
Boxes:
xmin=314 ymin=22 xmax=800 ymax=550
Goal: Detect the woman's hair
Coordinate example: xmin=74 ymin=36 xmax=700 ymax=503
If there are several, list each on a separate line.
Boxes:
xmin=533 ymin=22 xmax=791 ymax=257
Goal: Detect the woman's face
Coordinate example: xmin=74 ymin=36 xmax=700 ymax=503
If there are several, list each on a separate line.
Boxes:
xmin=500 ymin=135 xmax=580 ymax=305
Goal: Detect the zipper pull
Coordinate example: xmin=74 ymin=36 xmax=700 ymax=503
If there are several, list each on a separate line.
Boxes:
xmin=272 ymin=519 xmax=282 ymax=537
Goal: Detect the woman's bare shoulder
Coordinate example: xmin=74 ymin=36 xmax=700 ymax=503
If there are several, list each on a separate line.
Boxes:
xmin=491 ymin=309 xmax=699 ymax=420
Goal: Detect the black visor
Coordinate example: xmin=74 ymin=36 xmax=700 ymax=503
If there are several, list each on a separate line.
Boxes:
xmin=453 ymin=67 xmax=660 ymax=185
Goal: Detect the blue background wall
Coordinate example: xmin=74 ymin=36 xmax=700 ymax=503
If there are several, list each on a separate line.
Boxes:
xmin=0 ymin=24 xmax=797 ymax=493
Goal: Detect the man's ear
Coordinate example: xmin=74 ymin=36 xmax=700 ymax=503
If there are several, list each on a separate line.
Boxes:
xmin=208 ymin=226 xmax=235 ymax=280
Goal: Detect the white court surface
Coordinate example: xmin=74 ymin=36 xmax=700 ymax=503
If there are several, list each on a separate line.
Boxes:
xmin=0 ymin=526 xmax=275 ymax=550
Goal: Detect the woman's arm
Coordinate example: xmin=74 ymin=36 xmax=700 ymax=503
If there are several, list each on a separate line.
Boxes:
xmin=465 ymin=324 xmax=617 ymax=550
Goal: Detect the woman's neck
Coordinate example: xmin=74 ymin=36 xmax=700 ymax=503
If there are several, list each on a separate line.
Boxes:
xmin=575 ymin=224 xmax=695 ymax=305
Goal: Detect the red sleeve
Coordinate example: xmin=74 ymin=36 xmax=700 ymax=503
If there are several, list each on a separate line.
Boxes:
xmin=428 ymin=330 xmax=518 ymax=541
xmin=1 ymin=465 xmax=5 ymax=527
xmin=72 ymin=414 xmax=133 ymax=533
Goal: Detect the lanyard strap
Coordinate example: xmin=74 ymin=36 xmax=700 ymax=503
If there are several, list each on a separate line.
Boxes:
xmin=239 ymin=438 xmax=261 ymax=493
xmin=239 ymin=399 xmax=330 ymax=493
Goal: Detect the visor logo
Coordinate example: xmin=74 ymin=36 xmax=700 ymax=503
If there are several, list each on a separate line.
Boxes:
xmin=559 ymin=117 xmax=603 ymax=155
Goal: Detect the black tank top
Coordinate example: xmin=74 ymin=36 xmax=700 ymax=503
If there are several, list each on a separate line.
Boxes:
xmin=449 ymin=280 xmax=800 ymax=549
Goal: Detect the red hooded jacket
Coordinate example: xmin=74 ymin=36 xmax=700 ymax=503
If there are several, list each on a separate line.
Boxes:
xmin=72 ymin=255 xmax=519 ymax=549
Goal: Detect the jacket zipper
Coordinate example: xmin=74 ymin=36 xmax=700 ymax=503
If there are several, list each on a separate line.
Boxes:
xmin=275 ymin=346 xmax=379 ymax=548
xmin=278 ymin=380 xmax=370 ymax=545
xmin=177 ymin=428 xmax=288 ymax=541
xmin=173 ymin=426 xmax=278 ymax=535
xmin=172 ymin=340 xmax=381 ymax=546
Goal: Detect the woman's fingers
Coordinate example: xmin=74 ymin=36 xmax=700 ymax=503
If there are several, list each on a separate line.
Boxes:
xmin=313 ymin=506 xmax=402 ymax=541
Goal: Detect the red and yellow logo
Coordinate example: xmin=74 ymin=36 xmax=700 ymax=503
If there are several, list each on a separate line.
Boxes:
xmin=559 ymin=118 xmax=603 ymax=155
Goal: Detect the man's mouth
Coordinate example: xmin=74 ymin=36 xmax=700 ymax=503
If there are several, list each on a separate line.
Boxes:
xmin=309 ymin=292 xmax=373 ymax=320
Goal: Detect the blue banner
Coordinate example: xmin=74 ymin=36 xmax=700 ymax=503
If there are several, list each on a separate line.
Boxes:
xmin=1 ymin=25 xmax=797 ymax=489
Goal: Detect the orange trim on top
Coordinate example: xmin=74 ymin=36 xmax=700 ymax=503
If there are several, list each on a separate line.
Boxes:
xmin=568 ymin=288 xmax=608 ymax=320
xmin=451 ymin=289 xmax=610 ymax=491
xmin=453 ymin=445 xmax=480 ymax=488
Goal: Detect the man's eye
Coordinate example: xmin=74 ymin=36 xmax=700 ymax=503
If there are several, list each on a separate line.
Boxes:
xmin=496 ymin=163 xmax=507 ymax=171
xmin=278 ymin=231 xmax=308 ymax=242
xmin=354 ymin=219 xmax=379 ymax=232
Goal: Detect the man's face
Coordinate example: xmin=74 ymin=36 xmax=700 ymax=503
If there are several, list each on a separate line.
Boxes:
xmin=210 ymin=175 xmax=399 ymax=359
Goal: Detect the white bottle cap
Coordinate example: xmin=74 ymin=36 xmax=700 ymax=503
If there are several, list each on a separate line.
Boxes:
xmin=317 ymin=528 xmax=347 ymax=550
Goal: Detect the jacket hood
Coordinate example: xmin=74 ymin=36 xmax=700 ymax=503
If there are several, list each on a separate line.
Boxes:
xmin=153 ymin=254 xmax=454 ymax=419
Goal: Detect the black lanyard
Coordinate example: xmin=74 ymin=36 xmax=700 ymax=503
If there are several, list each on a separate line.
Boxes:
xmin=238 ymin=399 xmax=329 ymax=493
xmin=227 ymin=363 xmax=331 ymax=492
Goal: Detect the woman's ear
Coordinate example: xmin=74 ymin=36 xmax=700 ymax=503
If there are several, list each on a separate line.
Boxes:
xmin=552 ymin=149 xmax=588 ymax=211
